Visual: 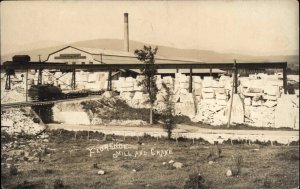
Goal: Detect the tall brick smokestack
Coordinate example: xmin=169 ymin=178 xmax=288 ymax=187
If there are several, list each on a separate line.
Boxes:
xmin=124 ymin=13 xmax=129 ymax=52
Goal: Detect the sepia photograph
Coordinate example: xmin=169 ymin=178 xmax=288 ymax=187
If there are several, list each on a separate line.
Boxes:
xmin=1 ymin=0 xmax=299 ymax=188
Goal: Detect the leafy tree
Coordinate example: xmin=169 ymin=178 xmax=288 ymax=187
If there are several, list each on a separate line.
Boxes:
xmin=134 ymin=45 xmax=158 ymax=125
xmin=161 ymin=82 xmax=176 ymax=140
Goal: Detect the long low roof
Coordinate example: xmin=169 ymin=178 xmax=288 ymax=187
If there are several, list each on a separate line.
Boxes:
xmin=46 ymin=46 xmax=204 ymax=64
xmin=45 ymin=46 xmax=222 ymax=74
xmin=131 ymin=68 xmax=226 ymax=74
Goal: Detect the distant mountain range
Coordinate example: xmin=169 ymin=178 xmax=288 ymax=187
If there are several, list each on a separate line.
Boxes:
xmin=1 ymin=39 xmax=298 ymax=70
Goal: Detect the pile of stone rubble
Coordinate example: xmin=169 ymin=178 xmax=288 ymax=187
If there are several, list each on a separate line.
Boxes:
xmin=2 ymin=134 xmax=50 ymax=168
xmin=1 ymin=108 xmax=45 ymax=135
xmin=1 ymin=78 xmax=26 ymax=103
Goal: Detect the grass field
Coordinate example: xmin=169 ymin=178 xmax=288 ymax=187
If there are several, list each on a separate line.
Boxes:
xmin=1 ymin=130 xmax=299 ymax=189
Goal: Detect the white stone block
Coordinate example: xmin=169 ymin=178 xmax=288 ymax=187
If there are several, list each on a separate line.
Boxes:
xmin=216 ymin=93 xmax=227 ymax=100
xmin=118 ymin=77 xmax=126 ymax=82
xmin=202 ymin=92 xmax=215 ymax=99
xmin=192 ymin=76 xmax=202 ymax=83
xmin=181 ymin=93 xmax=194 ymax=103
xmin=195 ymin=96 xmax=201 ymax=102
xmin=173 ymin=93 xmax=180 ymax=103
xmin=202 ymin=79 xmax=213 ymax=88
xmin=244 ymin=92 xmax=264 ymax=97
xmin=244 ymin=97 xmax=252 ymax=106
xmin=193 ymin=82 xmax=202 ymax=90
xmin=194 ymin=88 xmax=202 ymax=96
xmin=133 ymin=92 xmax=144 ymax=100
xmin=226 ymin=94 xmax=244 ymax=124
xmin=275 ymin=95 xmax=298 ymax=129
xmin=175 ymin=73 xmax=184 ymax=79
xmin=180 ymin=88 xmax=188 ymax=95
xmin=175 ymin=102 xmax=195 ymax=117
xmin=262 ymin=95 xmax=278 ymax=101
xmin=202 ymin=88 xmax=214 ymax=93
xmin=201 ymin=99 xmax=216 ymax=105
xmin=179 ymin=82 xmax=189 ymax=89
xmin=88 ymin=73 xmax=98 ymax=83
xmin=263 ymin=100 xmax=277 ymax=108
xmin=203 ymin=76 xmax=213 ymax=81
xmin=60 ymin=112 xmax=90 ymax=125
xmin=215 ymin=88 xmax=226 ymax=94
xmin=120 ymin=92 xmax=134 ymax=100
xmin=247 ymin=87 xmax=264 ymax=93
xmin=216 ymin=99 xmax=227 ymax=106
xmin=126 ymin=77 xmax=134 ymax=82
xmin=264 ymin=86 xmax=279 ymax=96
xmin=162 ymin=76 xmax=173 ymax=84
xmin=252 ymin=100 xmax=262 ymax=106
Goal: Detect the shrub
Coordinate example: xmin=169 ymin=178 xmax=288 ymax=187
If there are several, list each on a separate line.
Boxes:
xmin=10 ymin=164 xmax=18 ymax=176
xmin=230 ymin=154 xmax=243 ymax=176
xmin=53 ymin=179 xmax=64 ymax=189
xmin=184 ymin=173 xmax=208 ymax=189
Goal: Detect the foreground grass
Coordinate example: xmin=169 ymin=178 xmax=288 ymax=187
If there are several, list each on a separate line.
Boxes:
xmin=1 ymin=130 xmax=299 ymax=189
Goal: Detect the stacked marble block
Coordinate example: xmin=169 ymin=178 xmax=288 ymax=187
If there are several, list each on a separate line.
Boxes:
xmin=116 ymin=76 xmax=149 ymax=108
xmin=194 ymin=76 xmax=232 ymax=125
xmin=239 ymin=74 xmax=281 ymax=127
xmin=239 ymin=73 xmax=299 ymax=129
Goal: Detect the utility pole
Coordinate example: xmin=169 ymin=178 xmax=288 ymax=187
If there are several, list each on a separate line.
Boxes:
xmin=227 ymin=59 xmax=237 ymax=128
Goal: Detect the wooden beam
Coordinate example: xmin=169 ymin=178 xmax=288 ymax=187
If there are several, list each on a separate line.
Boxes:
xmin=107 ymin=69 xmax=112 ymax=91
xmin=37 ymin=68 xmax=43 ymax=85
xmin=283 ymin=65 xmax=287 ymax=94
xmin=234 ymin=60 xmax=238 ymax=94
xmin=189 ymin=68 xmax=193 ymax=93
xmin=1 ymin=62 xmax=287 ymax=71
xmin=26 ymin=69 xmax=28 ymax=102
xmin=5 ymin=74 xmax=11 ymax=90
xmin=71 ymin=68 xmax=76 ymax=90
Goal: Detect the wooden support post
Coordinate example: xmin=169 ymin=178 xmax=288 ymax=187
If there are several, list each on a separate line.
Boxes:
xmin=71 ymin=68 xmax=76 ymax=90
xmin=234 ymin=60 xmax=238 ymax=94
xmin=26 ymin=69 xmax=28 ymax=102
xmin=5 ymin=74 xmax=11 ymax=90
xmin=100 ymin=54 xmax=103 ymax=64
xmin=189 ymin=68 xmax=193 ymax=93
xmin=38 ymin=69 xmax=42 ymax=85
xmin=283 ymin=64 xmax=287 ymax=94
xmin=227 ymin=60 xmax=236 ymax=128
xmin=107 ymin=69 xmax=112 ymax=91
xmin=176 ymin=67 xmax=179 ymax=73
xmin=209 ymin=67 xmax=212 ymax=76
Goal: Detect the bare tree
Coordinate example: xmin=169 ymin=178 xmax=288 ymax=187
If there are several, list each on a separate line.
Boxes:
xmin=134 ymin=45 xmax=158 ymax=125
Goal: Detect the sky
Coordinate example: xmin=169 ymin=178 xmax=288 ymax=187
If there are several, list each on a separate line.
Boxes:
xmin=1 ymin=0 xmax=299 ymax=56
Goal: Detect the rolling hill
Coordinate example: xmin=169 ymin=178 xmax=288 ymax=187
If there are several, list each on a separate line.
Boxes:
xmin=1 ymin=39 xmax=298 ymax=71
